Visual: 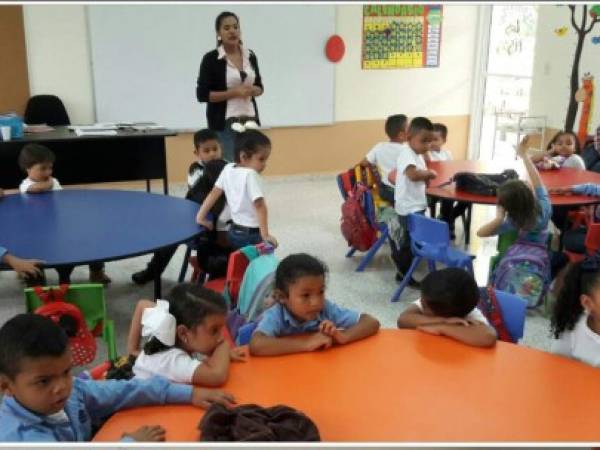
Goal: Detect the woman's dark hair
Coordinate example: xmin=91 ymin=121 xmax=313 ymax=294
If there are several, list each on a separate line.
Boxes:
xmin=214 ymin=11 xmax=239 ymax=47
xmin=551 ymin=261 xmax=600 ymax=339
xmin=234 ymin=129 xmax=271 ymax=163
xmin=275 ymin=253 xmax=327 ymax=296
xmin=18 ymin=143 xmax=55 ymax=171
xmin=546 ymin=130 xmax=581 ymax=154
xmin=497 ymin=180 xmax=540 ymax=231
xmin=144 ymin=283 xmax=228 ymax=355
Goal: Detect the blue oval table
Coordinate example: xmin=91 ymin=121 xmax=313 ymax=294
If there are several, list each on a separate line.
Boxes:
xmin=0 ymin=190 xmax=203 ymax=297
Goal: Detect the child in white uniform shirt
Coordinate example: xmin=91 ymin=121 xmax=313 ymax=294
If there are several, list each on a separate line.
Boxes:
xmin=196 ymin=129 xmax=277 ymax=249
xmin=129 ymin=283 xmax=246 ymax=386
xmin=361 ymin=114 xmax=408 ymax=205
xmin=550 ymin=256 xmax=600 ymax=368
xmin=17 ymin=144 xmax=109 ymax=285
xmin=397 ymin=268 xmax=497 ymax=347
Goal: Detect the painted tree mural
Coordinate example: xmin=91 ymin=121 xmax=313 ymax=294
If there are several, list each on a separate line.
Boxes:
xmin=565 ymin=4 xmax=600 ymax=132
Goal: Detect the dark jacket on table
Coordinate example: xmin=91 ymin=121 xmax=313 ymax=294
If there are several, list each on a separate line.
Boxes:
xmin=196 ymin=49 xmax=263 ymax=131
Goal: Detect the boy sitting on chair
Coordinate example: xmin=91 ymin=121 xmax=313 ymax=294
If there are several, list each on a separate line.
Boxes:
xmin=0 ymin=314 xmax=235 ymax=442
xmin=397 ymin=268 xmax=497 ymax=347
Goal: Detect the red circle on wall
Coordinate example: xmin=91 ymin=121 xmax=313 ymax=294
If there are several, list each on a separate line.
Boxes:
xmin=325 ymin=35 xmax=345 ymax=63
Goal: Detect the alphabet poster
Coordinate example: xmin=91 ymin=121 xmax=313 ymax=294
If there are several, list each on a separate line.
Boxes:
xmin=362 ymin=4 xmax=442 ymax=69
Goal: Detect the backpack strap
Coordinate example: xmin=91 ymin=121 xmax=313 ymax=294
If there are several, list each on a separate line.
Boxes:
xmin=479 ymin=286 xmax=513 ymax=342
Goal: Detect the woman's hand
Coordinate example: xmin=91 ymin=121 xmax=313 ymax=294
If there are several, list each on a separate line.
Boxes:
xmin=232 ymin=85 xmax=254 ymax=98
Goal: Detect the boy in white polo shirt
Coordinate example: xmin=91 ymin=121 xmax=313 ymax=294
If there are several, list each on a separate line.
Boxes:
xmin=361 ymin=114 xmax=408 ymax=205
xmin=391 ymin=117 xmax=436 ymax=287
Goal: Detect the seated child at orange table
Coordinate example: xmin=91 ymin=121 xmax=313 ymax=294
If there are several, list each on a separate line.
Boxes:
xmin=397 ymin=268 xmax=497 ymax=347
xmin=249 ymin=253 xmax=380 ymax=356
xmin=127 ymin=283 xmax=246 ymax=387
xmin=0 ymin=314 xmax=235 ymax=442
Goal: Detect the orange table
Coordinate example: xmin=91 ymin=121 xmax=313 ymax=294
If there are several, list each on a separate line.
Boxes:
xmin=94 ymin=330 xmax=600 ymax=442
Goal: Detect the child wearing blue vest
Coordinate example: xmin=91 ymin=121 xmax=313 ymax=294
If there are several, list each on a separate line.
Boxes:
xmin=249 ymin=253 xmax=380 ymax=356
xmin=0 ymin=314 xmax=235 ymax=442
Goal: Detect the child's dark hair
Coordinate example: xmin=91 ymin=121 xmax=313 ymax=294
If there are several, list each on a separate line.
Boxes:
xmin=275 ymin=253 xmax=327 ymax=296
xmin=421 ymin=268 xmax=479 ymax=317
xmin=551 ymin=259 xmax=600 ymax=339
xmin=384 ymin=114 xmax=408 ymax=140
xmin=497 ymin=180 xmax=541 ymax=231
xmin=215 ymin=11 xmax=239 ymax=47
xmin=193 ymin=128 xmax=219 ymax=150
xmin=144 ymin=283 xmax=228 ymax=355
xmin=0 ymin=314 xmax=68 ymax=379
xmin=432 ymin=123 xmax=448 ymax=141
xmin=18 ymin=143 xmax=55 ymax=171
xmin=546 ymin=130 xmax=581 ymax=154
xmin=408 ymin=117 xmax=434 ymax=136
xmin=234 ymin=129 xmax=271 ymax=163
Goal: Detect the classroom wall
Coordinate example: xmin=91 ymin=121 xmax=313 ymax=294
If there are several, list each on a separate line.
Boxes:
xmin=21 ymin=4 xmax=477 ymax=182
xmin=529 ymin=5 xmax=600 ymax=131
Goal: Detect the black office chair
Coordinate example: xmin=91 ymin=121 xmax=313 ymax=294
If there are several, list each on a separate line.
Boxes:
xmin=24 ymin=95 xmax=71 ymax=126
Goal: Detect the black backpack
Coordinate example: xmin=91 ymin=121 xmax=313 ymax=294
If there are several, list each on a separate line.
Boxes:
xmin=439 ymin=169 xmax=519 ymax=196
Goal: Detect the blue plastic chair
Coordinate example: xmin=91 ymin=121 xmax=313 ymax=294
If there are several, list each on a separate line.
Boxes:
xmin=391 ymin=213 xmax=475 ymax=302
xmin=492 ymin=289 xmax=527 ymax=342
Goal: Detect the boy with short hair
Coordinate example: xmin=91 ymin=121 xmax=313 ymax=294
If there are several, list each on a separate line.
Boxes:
xmin=391 ymin=117 xmax=437 ymax=287
xmin=361 ymin=114 xmax=408 ymax=204
xmin=0 ymin=314 xmax=235 ymax=442
xmin=132 ymin=129 xmax=227 ymax=284
xmin=397 ymin=268 xmax=497 ymax=347
xmin=17 ymin=144 xmax=109 ymax=285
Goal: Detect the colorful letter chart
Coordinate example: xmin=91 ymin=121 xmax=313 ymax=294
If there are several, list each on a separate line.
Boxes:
xmin=362 ymin=4 xmax=442 ymax=69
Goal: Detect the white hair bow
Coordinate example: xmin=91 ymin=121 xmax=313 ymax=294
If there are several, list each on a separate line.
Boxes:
xmin=230 ymin=120 xmax=259 ymax=133
xmin=141 ymin=299 xmax=176 ymax=346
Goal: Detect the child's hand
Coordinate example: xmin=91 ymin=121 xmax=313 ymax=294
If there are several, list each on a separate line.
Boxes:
xmin=443 ymin=317 xmax=470 ymax=327
xmin=495 ymin=205 xmax=506 ymax=220
xmin=427 ymin=169 xmax=438 ymax=179
xmin=3 ymin=254 xmax=44 ymax=277
xmin=517 ymin=136 xmax=530 ymax=158
xmin=196 ymin=213 xmax=213 ymax=230
xmin=416 ymin=324 xmax=447 ymax=336
xmin=319 ymin=320 xmax=348 ymax=345
xmin=123 ymin=425 xmax=166 ymax=442
xmin=230 ymin=346 xmax=248 ymax=362
xmin=549 ymin=186 xmax=573 ymax=195
xmin=192 ymin=387 xmax=236 ymax=409
xmin=304 ymin=332 xmax=333 ymax=351
xmin=262 ymin=235 xmax=278 ymax=248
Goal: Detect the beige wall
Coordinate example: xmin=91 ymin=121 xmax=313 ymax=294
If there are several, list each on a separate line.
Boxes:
xmin=0 ymin=6 xmax=29 ymax=115
xmin=166 ymin=115 xmax=470 ymax=182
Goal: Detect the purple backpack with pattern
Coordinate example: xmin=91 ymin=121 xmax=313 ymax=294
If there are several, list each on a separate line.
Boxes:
xmin=491 ymin=239 xmax=550 ymax=308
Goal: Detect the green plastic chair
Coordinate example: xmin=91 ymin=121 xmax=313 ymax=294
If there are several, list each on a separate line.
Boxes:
xmin=24 ymin=283 xmax=117 ymax=362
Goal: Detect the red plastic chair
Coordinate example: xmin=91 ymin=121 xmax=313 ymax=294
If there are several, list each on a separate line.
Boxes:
xmin=565 ymin=223 xmax=600 ymax=262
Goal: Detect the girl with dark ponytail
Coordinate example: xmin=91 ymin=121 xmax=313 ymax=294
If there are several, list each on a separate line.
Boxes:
xmin=550 ymin=255 xmax=600 ymax=367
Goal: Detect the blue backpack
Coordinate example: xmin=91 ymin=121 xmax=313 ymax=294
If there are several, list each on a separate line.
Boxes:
xmin=491 ymin=239 xmax=550 ymax=308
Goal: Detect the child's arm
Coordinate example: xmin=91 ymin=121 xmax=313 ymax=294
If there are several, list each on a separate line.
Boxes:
xmin=126 ymin=299 xmax=156 ymax=356
xmin=249 ymin=331 xmax=333 ymax=356
xmin=517 ymin=136 xmax=543 ymax=189
xmin=405 ymin=165 xmax=437 ymax=183
xmin=397 ymin=304 xmax=451 ymax=328
xmin=190 ymin=340 xmax=232 ymax=387
xmin=254 ymin=197 xmax=278 ymax=247
xmin=417 ymin=321 xmax=497 ymax=348
xmin=196 ymin=187 xmax=223 ymax=229
xmin=319 ymin=313 xmax=379 ymax=345
xmin=25 ymin=179 xmax=56 ymax=193
xmin=476 ymin=205 xmax=506 ymax=237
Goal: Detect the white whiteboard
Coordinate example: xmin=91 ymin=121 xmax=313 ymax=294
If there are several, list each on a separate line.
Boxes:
xmin=87 ymin=5 xmax=335 ymax=129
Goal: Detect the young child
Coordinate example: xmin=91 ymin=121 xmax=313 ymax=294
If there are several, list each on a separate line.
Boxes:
xmin=17 ymin=144 xmax=109 ymax=285
xmin=397 ymin=268 xmax=497 ymax=347
xmin=127 ymin=283 xmax=245 ymax=387
xmin=550 ymin=256 xmax=600 ymax=367
xmin=531 ymin=130 xmax=584 ymax=170
xmin=360 ymin=114 xmax=408 ymax=204
xmin=0 ymin=313 xmax=235 ymax=442
xmin=196 ymin=129 xmax=277 ymax=249
xmin=427 ymin=123 xmax=468 ymax=240
xmin=132 ymin=129 xmax=228 ymax=284
xmin=391 ymin=117 xmax=437 ymax=287
xmin=249 ymin=253 xmax=380 ymax=356
xmin=477 ymin=136 xmax=551 ymax=245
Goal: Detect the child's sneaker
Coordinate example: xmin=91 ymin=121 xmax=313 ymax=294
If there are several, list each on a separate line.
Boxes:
xmin=90 ymin=269 xmax=111 ymax=285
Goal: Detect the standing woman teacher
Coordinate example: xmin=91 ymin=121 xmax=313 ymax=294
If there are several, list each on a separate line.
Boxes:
xmin=196 ymin=11 xmax=264 ymax=161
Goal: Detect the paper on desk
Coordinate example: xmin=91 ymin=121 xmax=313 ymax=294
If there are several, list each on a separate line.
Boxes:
xmin=74 ymin=129 xmax=118 ymax=136
xmin=68 ymin=124 xmax=118 ymax=132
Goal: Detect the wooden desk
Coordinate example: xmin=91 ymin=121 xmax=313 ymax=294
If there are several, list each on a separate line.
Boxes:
xmin=0 ymin=126 xmax=176 ymax=194
xmin=94 ymin=330 xmax=600 ymax=442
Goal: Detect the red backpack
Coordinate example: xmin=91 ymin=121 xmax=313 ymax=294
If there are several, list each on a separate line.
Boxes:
xmin=33 ymin=285 xmax=97 ymax=366
xmin=340 ymin=183 xmax=378 ymax=251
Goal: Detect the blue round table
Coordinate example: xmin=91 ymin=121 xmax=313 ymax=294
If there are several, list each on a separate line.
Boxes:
xmin=0 ymin=190 xmax=203 ymax=297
